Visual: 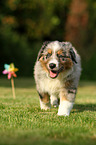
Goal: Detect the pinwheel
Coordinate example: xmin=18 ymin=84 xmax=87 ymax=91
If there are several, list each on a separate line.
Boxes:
xmin=2 ymin=63 xmax=18 ymax=99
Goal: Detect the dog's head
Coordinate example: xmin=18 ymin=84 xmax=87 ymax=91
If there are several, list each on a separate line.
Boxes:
xmin=37 ymin=41 xmax=77 ymax=79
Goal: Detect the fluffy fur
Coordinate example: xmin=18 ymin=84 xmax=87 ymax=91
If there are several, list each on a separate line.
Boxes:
xmin=34 ymin=41 xmax=81 ymax=116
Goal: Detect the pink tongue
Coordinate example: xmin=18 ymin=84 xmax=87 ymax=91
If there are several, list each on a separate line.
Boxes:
xmin=50 ymin=71 xmax=57 ymax=78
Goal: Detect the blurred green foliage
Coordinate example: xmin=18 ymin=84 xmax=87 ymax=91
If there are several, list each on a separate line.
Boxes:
xmin=0 ymin=0 xmax=96 ymax=80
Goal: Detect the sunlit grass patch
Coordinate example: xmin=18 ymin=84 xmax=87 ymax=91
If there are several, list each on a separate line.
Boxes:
xmin=0 ymin=78 xmax=96 ymax=145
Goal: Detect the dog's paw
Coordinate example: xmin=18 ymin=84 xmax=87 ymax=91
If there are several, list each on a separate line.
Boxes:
xmin=40 ymin=101 xmax=51 ymax=110
xmin=57 ymin=100 xmax=74 ymax=116
xmin=51 ymin=100 xmax=58 ymax=108
xmin=41 ymin=106 xmax=51 ymax=110
xmin=57 ymin=108 xmax=70 ymax=116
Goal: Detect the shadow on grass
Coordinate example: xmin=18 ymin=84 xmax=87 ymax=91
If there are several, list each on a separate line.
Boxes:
xmin=73 ymin=104 xmax=96 ymax=112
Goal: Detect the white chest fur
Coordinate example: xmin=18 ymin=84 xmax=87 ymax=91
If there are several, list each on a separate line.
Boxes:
xmin=38 ymin=76 xmax=63 ymax=95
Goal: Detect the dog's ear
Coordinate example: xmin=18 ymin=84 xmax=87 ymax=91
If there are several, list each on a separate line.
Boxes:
xmin=69 ymin=48 xmax=77 ymax=63
xmin=37 ymin=41 xmax=51 ymax=61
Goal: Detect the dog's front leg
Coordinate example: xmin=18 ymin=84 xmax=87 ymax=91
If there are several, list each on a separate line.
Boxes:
xmin=58 ymin=89 xmax=76 ymax=116
xmin=38 ymin=92 xmax=51 ymax=110
xmin=50 ymin=95 xmax=59 ymax=107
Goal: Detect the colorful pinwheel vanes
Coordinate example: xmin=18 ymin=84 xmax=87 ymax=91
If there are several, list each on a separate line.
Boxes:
xmin=2 ymin=63 xmax=18 ymax=79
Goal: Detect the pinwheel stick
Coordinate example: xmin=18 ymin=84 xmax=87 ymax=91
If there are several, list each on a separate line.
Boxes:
xmin=11 ymin=77 xmax=16 ymax=99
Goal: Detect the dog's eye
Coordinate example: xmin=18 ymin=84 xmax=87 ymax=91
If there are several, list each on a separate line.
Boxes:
xmin=57 ymin=54 xmax=66 ymax=62
xmin=43 ymin=53 xmax=51 ymax=61
xmin=61 ymin=57 xmax=65 ymax=61
xmin=60 ymin=57 xmax=65 ymax=62
xmin=57 ymin=54 xmax=59 ymax=57
xmin=57 ymin=54 xmax=63 ymax=57
xmin=46 ymin=53 xmax=51 ymax=59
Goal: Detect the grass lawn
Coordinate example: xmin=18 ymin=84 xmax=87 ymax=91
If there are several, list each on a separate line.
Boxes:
xmin=0 ymin=78 xmax=96 ymax=145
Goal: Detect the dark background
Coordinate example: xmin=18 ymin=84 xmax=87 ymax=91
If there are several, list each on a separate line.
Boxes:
xmin=0 ymin=0 xmax=96 ymax=80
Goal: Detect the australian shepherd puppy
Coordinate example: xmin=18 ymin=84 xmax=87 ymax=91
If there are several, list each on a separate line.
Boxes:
xmin=34 ymin=41 xmax=81 ymax=116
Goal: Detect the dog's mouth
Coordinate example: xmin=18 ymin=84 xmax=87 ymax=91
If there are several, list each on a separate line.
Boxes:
xmin=49 ymin=67 xmax=64 ymax=79
xmin=49 ymin=70 xmax=58 ymax=78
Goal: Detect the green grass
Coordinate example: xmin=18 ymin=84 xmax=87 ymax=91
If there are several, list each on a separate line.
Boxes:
xmin=0 ymin=78 xmax=96 ymax=145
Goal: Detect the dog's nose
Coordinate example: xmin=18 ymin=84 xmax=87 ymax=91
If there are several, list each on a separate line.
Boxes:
xmin=49 ymin=63 xmax=56 ymax=69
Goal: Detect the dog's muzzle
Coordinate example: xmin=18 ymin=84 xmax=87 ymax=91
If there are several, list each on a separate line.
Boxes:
xmin=49 ymin=63 xmax=64 ymax=79
xmin=49 ymin=63 xmax=56 ymax=69
xmin=49 ymin=63 xmax=58 ymax=78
